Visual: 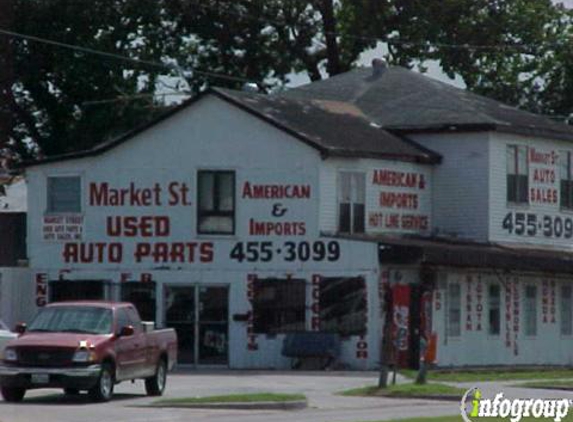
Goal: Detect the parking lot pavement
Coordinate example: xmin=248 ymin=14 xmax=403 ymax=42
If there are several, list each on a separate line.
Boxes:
xmin=0 ymin=370 xmax=461 ymax=422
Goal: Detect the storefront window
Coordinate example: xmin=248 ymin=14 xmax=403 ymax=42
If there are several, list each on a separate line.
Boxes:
xmin=447 ymin=283 xmax=461 ymax=337
xmin=197 ymin=170 xmax=235 ymax=234
xmin=252 ymin=278 xmax=305 ymax=334
xmin=47 ymin=176 xmax=81 ymax=213
xmin=338 ymin=172 xmax=365 ymax=234
xmin=120 ymin=281 xmax=157 ymax=322
xmin=488 ymin=284 xmax=501 ymax=335
xmin=49 ymin=279 xmax=108 ymax=302
xmin=506 ymin=145 xmax=528 ymax=204
xmin=319 ymin=277 xmax=367 ymax=336
xmin=561 ymin=285 xmax=572 ymax=336
xmin=525 ymin=285 xmax=537 ymax=336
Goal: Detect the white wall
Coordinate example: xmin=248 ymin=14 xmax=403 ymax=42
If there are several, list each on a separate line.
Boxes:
xmin=489 ymin=132 xmax=573 ymax=249
xmin=320 ymin=158 xmax=433 ymax=235
xmin=0 ymin=268 xmax=34 ymax=328
xmin=412 ymin=132 xmax=490 ymax=241
xmin=25 ymin=94 xmax=383 ymax=369
xmin=433 ymin=270 xmax=573 ymax=367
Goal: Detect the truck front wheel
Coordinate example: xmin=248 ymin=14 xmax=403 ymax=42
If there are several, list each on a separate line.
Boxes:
xmin=1 ymin=387 xmax=25 ymax=402
xmin=89 ymin=363 xmax=114 ymax=402
xmin=145 ymin=358 xmax=167 ymax=396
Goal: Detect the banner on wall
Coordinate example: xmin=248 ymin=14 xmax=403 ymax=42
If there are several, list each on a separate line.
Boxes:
xmin=392 ymin=284 xmax=411 ymax=368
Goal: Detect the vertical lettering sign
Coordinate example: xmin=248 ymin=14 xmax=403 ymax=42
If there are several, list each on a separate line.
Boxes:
xmin=35 ymin=273 xmax=48 ymax=307
xmin=475 ymin=276 xmax=483 ymax=331
xmin=368 ymin=168 xmax=430 ymax=234
xmin=356 ymin=281 xmax=369 ymax=360
xmin=311 ymin=275 xmax=321 ymax=331
xmin=512 ymin=279 xmax=520 ymax=356
xmin=466 ymin=275 xmax=473 ymax=331
xmin=505 ymin=281 xmax=512 ymax=349
xmin=246 ymin=274 xmax=258 ymax=351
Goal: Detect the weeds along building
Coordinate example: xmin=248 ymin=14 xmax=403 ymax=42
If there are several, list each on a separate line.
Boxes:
xmin=24 ymin=64 xmax=573 ymax=368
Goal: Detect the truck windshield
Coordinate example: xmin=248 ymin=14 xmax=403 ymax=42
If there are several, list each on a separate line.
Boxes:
xmin=28 ymin=306 xmax=113 ymax=334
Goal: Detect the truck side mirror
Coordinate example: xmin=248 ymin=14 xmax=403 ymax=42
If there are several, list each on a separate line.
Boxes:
xmin=15 ymin=322 xmax=26 ymax=335
xmin=119 ymin=325 xmax=134 ymax=337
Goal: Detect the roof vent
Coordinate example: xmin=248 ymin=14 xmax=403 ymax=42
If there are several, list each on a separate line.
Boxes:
xmin=371 ymin=58 xmax=388 ymax=77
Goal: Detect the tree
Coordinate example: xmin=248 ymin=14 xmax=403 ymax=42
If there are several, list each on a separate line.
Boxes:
xmin=2 ymin=0 xmax=571 ymax=161
xmin=4 ymin=0 xmax=173 ymax=160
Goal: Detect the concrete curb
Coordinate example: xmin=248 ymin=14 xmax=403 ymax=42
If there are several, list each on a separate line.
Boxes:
xmin=148 ymin=399 xmax=308 ymax=410
xmin=373 ymin=393 xmax=460 ymax=402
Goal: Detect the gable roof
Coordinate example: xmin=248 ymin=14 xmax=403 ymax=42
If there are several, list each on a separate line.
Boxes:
xmin=23 ymin=86 xmax=440 ymax=167
xmin=283 ymin=66 xmax=573 ymax=141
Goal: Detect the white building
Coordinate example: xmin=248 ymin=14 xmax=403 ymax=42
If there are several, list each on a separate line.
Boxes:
xmin=23 ymin=64 xmax=573 ymax=369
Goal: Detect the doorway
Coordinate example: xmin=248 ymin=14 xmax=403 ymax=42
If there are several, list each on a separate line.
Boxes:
xmin=164 ymin=285 xmax=229 ymax=366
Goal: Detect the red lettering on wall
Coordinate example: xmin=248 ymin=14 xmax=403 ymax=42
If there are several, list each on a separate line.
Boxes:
xmin=106 ymin=216 xmax=170 ymax=237
xmin=35 ymin=273 xmax=48 ymax=307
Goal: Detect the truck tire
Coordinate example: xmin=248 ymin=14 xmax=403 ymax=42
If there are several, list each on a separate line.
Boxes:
xmin=145 ymin=358 xmax=167 ymax=396
xmin=1 ymin=387 xmax=25 ymax=402
xmin=89 ymin=363 xmax=114 ymax=402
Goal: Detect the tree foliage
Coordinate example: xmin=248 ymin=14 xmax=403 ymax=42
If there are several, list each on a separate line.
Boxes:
xmin=1 ymin=0 xmax=571 ymax=162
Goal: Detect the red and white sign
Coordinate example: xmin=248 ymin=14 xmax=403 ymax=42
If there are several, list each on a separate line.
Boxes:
xmin=368 ymin=167 xmax=431 ymax=234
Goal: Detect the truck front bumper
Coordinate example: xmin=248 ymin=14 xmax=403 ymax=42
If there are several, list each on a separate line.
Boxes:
xmin=0 ymin=364 xmax=102 ymax=390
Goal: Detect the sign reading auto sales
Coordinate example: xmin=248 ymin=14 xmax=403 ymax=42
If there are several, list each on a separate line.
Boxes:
xmin=367 ymin=167 xmax=431 ymax=234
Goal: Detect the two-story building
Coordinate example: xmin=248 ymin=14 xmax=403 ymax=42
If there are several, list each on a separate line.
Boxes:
xmin=23 ymin=63 xmax=573 ymax=369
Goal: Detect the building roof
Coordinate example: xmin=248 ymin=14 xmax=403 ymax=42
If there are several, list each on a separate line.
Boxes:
xmin=333 ymin=233 xmax=573 ymax=275
xmin=23 ymin=87 xmax=441 ymax=168
xmin=283 ymin=66 xmax=573 ymax=141
xmin=213 ymin=88 xmax=439 ymax=162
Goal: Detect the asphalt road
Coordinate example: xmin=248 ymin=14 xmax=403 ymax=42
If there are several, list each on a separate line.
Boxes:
xmin=1 ymin=370 xmax=570 ymax=422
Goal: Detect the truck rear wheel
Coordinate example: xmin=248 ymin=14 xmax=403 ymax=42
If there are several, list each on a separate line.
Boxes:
xmin=89 ymin=363 xmax=114 ymax=402
xmin=145 ymin=358 xmax=167 ymax=396
xmin=1 ymin=387 xmax=25 ymax=402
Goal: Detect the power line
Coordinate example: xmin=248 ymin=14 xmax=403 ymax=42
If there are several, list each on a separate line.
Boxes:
xmin=0 ymin=28 xmax=258 ymax=84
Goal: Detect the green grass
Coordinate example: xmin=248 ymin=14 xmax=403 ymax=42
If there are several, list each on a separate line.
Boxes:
xmin=340 ymin=382 xmax=465 ymax=398
xmin=153 ymin=392 xmax=306 ymax=405
xmin=400 ymin=368 xmax=573 ymax=382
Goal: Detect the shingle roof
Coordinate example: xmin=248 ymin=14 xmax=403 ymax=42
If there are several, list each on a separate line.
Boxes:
xmin=23 ymin=86 xmax=441 ymax=167
xmin=283 ymin=66 xmax=573 ymax=141
xmin=213 ymin=88 xmax=440 ymax=162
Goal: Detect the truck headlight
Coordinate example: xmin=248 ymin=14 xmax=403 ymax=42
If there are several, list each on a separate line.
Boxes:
xmin=72 ymin=350 xmax=95 ymax=363
xmin=4 ymin=348 xmax=17 ymax=362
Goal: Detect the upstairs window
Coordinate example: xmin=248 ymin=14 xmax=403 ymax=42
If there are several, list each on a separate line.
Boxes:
xmin=197 ymin=171 xmax=235 ymax=235
xmin=506 ymin=145 xmax=528 ymax=204
xmin=560 ymin=151 xmax=573 ymax=209
xmin=47 ymin=176 xmax=81 ymax=213
xmin=338 ymin=172 xmax=365 ymax=233
xmin=252 ymin=278 xmax=305 ymax=334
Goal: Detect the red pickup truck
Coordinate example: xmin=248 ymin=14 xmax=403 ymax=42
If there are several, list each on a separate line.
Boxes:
xmin=0 ymin=301 xmax=177 ymax=402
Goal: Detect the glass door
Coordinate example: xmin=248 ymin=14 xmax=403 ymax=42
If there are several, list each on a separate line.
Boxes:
xmin=163 ymin=285 xmax=228 ymax=366
xmin=198 ymin=286 xmax=229 ymax=365
xmin=164 ymin=285 xmax=196 ymax=365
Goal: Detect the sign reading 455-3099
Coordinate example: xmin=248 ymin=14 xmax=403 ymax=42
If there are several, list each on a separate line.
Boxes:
xmin=229 ymin=240 xmax=341 ymax=263
xmin=502 ymin=212 xmax=573 ymax=239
